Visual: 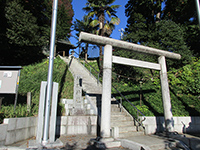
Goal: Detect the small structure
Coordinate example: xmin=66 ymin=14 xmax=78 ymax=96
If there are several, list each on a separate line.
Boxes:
xmin=57 ymin=40 xmax=76 ymax=57
xmin=0 ymin=66 xmax=22 ymax=110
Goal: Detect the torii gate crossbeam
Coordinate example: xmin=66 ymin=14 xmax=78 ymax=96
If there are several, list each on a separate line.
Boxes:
xmin=79 ymin=32 xmax=181 ymax=138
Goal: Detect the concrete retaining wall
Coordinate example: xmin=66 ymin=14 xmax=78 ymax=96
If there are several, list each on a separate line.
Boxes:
xmin=0 ymin=115 xmax=97 ymax=146
xmin=139 ymin=116 xmax=200 ymax=135
xmin=0 ymin=117 xmax=37 ymax=146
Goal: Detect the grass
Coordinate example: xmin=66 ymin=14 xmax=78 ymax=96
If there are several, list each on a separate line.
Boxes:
xmin=0 ymin=57 xmax=74 ymax=123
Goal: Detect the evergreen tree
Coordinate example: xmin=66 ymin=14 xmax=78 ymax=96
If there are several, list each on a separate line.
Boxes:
xmin=5 ymin=1 xmax=41 ymax=46
xmin=0 ymin=0 xmax=74 ymax=65
xmin=42 ymin=0 xmax=74 ymax=42
xmin=123 ymin=0 xmax=193 ymax=69
xmin=164 ymin=0 xmax=200 ymax=56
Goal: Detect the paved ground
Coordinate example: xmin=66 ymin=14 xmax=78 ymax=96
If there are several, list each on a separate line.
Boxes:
xmin=2 ymin=133 xmax=200 ymax=149
xmin=59 ymin=135 xmax=129 ymax=150
xmin=1 ymin=135 xmax=129 ymax=150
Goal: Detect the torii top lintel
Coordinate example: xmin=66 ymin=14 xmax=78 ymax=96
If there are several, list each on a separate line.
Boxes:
xmin=79 ymin=32 xmax=181 ymax=60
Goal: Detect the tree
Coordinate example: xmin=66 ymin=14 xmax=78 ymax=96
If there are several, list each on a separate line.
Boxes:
xmin=125 ymin=0 xmax=164 ymax=43
xmin=74 ymin=16 xmax=97 ymax=61
xmin=112 ymin=0 xmax=196 ymax=82
xmin=83 ymin=0 xmax=120 ymax=72
xmin=164 ymin=0 xmax=200 ymax=57
xmin=123 ymin=0 xmax=192 ymax=69
xmin=0 ymin=0 xmax=74 ymax=65
xmin=41 ymin=0 xmax=74 ymax=42
xmin=5 ymin=1 xmax=42 ymax=47
xmin=164 ymin=0 xmax=197 ymax=24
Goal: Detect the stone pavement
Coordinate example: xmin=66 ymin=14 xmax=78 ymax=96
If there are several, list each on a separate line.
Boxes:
xmin=2 ymin=133 xmax=198 ymax=150
xmin=0 ymin=135 xmax=129 ymax=150
xmin=59 ymin=135 xmax=129 ymax=150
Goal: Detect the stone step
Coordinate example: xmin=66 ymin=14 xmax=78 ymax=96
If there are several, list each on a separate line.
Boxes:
xmin=111 ymin=111 xmax=127 ymax=116
xmin=119 ymin=126 xmax=137 ymax=133
xmin=119 ymin=131 xmax=144 ymax=138
xmin=111 ymin=115 xmax=132 ymax=121
xmin=105 ymin=141 xmax=121 ymax=148
xmin=111 ymin=107 xmax=121 ymax=112
xmin=99 ymin=138 xmax=121 ymax=148
xmin=111 ymin=120 xmax=135 ymax=127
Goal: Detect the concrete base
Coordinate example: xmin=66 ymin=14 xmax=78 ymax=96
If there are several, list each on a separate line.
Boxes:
xmin=29 ymin=139 xmax=63 ymax=149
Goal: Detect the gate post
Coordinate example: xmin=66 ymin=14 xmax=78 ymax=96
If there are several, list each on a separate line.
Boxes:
xmin=159 ymin=56 xmax=174 ymax=132
xmin=101 ymin=45 xmax=112 ymax=137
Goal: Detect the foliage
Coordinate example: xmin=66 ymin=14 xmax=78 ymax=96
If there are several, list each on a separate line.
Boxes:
xmin=0 ymin=0 xmax=73 ymax=65
xmin=86 ymin=58 xmax=200 ymax=117
xmin=168 ymin=58 xmax=200 ymax=115
xmin=164 ymin=0 xmax=197 ymax=24
xmin=0 ymin=104 xmax=31 ymax=124
xmin=83 ymin=0 xmax=120 ymax=37
xmin=124 ymin=0 xmax=200 ymax=62
xmin=5 ymin=1 xmax=41 ymax=47
xmin=74 ymin=16 xmax=97 ymax=61
xmin=149 ymin=20 xmax=192 ymax=67
xmin=0 ymin=57 xmax=74 ymax=123
xmin=42 ymin=0 xmax=74 ymax=41
xmin=83 ymin=0 xmax=120 ymax=72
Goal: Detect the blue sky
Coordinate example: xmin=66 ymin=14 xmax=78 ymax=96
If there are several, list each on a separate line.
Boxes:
xmin=69 ymin=0 xmax=128 ymax=57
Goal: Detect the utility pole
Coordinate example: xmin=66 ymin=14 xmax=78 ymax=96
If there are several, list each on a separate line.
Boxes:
xmin=196 ymin=0 xmax=200 ymax=27
xmin=42 ymin=0 xmax=58 ymax=145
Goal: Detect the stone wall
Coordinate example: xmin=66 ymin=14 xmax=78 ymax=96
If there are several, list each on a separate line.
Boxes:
xmin=0 ymin=116 xmax=97 ymax=146
xmin=139 ymin=116 xmax=200 ymax=135
xmin=0 ymin=117 xmax=37 ymax=145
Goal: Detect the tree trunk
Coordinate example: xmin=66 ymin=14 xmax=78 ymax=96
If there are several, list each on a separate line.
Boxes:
xmin=99 ymin=13 xmax=105 ymax=74
xmin=99 ymin=46 xmax=103 ymax=74
xmin=85 ymin=43 xmax=88 ymax=61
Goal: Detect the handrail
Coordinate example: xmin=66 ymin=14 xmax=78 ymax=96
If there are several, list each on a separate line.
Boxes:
xmin=111 ymin=85 xmax=146 ymax=129
xmin=73 ymin=50 xmax=146 ymax=129
xmin=74 ymin=51 xmax=102 ymax=83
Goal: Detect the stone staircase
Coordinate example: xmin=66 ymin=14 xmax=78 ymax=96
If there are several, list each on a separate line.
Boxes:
xmin=60 ymin=56 xmax=144 ymax=138
xmin=111 ymin=104 xmax=144 ymax=138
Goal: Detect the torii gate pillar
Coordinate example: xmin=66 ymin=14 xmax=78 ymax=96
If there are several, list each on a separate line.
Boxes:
xmin=101 ymin=45 xmax=112 ymax=137
xmin=159 ymin=56 xmax=174 ymax=132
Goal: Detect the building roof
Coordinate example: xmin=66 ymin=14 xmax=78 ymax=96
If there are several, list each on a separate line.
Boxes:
xmin=57 ymin=40 xmax=76 ymax=51
xmin=0 ymin=66 xmax=22 ymax=70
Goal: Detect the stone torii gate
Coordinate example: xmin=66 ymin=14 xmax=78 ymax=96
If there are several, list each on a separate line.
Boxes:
xmin=79 ymin=32 xmax=181 ymax=138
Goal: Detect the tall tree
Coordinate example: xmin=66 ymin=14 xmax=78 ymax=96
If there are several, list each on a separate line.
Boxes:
xmin=0 ymin=0 xmax=74 ymax=65
xmin=123 ymin=0 xmax=192 ymax=69
xmin=125 ymin=0 xmax=164 ymax=44
xmin=5 ymin=1 xmax=41 ymax=47
xmin=41 ymin=0 xmax=74 ymax=41
xmin=83 ymin=0 xmax=120 ymax=72
xmin=164 ymin=0 xmax=200 ymax=56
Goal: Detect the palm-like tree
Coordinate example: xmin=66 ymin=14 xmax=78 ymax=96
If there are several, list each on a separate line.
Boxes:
xmin=83 ymin=0 xmax=120 ymax=71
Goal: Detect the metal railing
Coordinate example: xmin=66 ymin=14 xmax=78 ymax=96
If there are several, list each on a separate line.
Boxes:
xmin=74 ymin=51 xmax=146 ymax=129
